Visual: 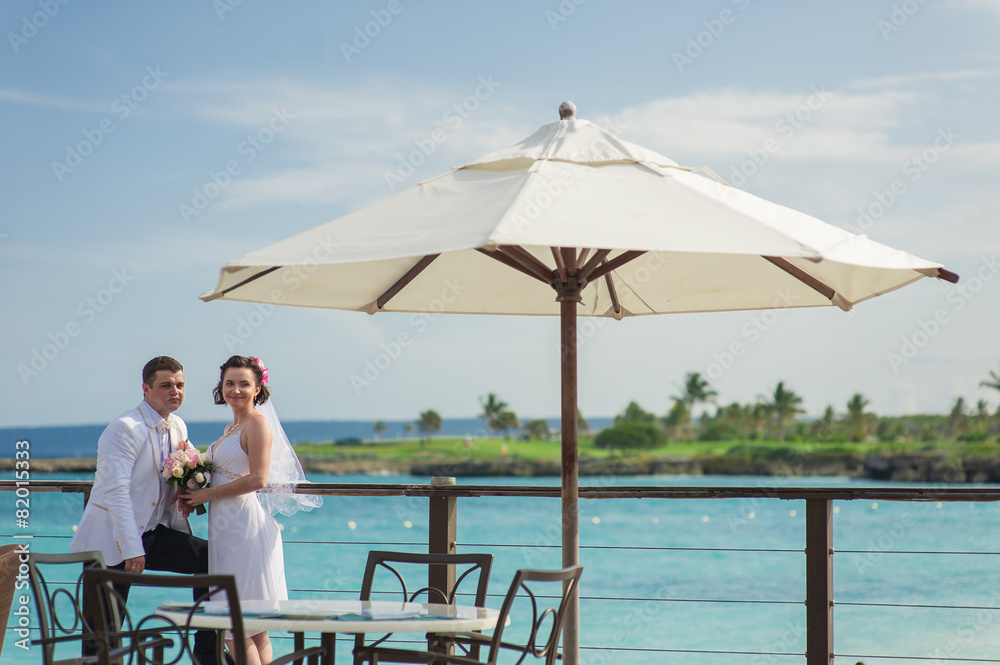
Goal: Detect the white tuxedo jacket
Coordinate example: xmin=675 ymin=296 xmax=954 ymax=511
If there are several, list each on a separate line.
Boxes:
xmin=70 ymin=401 xmax=191 ymax=566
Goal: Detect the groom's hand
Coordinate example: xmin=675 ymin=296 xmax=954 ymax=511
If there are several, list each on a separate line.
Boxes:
xmin=124 ymin=555 xmax=145 ymax=574
xmin=173 ymin=491 xmax=193 ymax=517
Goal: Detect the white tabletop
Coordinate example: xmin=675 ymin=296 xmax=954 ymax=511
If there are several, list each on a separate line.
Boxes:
xmin=156 ymin=599 xmax=500 ymax=635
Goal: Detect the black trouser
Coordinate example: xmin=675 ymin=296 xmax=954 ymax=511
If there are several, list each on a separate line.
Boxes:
xmin=84 ymin=525 xmax=225 ymax=665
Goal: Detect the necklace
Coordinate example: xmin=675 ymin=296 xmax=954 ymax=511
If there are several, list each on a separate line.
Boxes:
xmin=225 ymin=410 xmax=256 ymax=435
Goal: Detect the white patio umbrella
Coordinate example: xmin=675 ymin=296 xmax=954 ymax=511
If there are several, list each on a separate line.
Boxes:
xmin=201 ymin=102 xmax=956 ymax=664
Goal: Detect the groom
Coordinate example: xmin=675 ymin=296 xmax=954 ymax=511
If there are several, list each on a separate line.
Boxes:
xmin=70 ymin=356 xmax=225 ymax=664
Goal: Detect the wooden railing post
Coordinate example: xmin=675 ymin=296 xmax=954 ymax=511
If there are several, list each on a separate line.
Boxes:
xmin=805 ymin=498 xmax=833 ymax=665
xmin=428 ymin=477 xmax=457 ymax=596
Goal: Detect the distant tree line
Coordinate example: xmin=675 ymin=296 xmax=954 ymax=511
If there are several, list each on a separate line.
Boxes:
xmin=596 ymin=366 xmax=1000 ymax=451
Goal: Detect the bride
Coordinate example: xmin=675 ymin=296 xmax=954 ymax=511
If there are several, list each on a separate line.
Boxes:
xmin=183 ymin=355 xmax=321 ymax=665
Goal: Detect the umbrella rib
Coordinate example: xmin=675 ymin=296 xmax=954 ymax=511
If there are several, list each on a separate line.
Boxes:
xmin=604 ymin=272 xmax=621 ymax=315
xmin=575 ymin=248 xmax=591 ymax=269
xmin=763 ymin=256 xmax=837 ymax=300
xmin=499 ymin=245 xmax=555 ymax=282
xmin=375 ymin=253 xmax=440 ymax=310
xmin=577 ymin=249 xmax=613 ymax=284
xmin=551 ymin=247 xmax=568 ymax=282
xmin=927 ymin=267 xmax=959 ymax=284
xmin=204 ymin=266 xmax=282 ymax=301
xmin=476 ymin=248 xmax=552 ymax=285
xmin=587 ymin=250 xmax=647 ymax=282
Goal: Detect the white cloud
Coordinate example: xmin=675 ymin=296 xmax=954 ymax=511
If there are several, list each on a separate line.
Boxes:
xmin=0 ymin=87 xmax=107 ymax=113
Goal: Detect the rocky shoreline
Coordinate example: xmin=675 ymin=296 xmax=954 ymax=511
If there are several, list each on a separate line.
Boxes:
xmin=9 ymin=452 xmax=1000 ymax=483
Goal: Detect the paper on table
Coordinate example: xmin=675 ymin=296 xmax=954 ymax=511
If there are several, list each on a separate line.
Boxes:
xmin=361 ymin=606 xmax=424 ymax=620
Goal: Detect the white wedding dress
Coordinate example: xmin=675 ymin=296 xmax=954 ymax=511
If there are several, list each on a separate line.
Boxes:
xmin=208 ymin=427 xmax=287 ymax=637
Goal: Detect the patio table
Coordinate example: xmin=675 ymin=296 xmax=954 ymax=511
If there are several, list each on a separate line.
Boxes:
xmin=157 ymin=599 xmax=502 ymax=665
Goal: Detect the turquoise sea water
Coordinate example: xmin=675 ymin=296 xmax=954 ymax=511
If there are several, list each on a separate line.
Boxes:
xmin=5 ymin=472 xmax=1000 ymax=665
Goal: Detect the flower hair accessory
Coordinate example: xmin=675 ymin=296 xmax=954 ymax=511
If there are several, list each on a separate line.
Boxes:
xmin=250 ymin=356 xmax=269 ymax=384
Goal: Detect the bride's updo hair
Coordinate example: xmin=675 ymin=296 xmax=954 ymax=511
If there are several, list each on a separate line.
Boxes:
xmin=213 ymin=355 xmax=271 ymax=406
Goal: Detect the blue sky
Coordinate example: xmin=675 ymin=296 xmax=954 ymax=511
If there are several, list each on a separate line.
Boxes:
xmin=2 ymin=1 xmax=999 ymax=428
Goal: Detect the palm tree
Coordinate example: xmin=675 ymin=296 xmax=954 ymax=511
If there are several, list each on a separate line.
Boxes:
xmin=975 ymin=399 xmax=990 ymax=431
xmin=480 ymin=393 xmax=517 ymax=437
xmin=417 ymin=409 xmax=442 ymax=445
xmin=675 ymin=372 xmax=717 ymax=437
xmin=845 ymin=393 xmax=870 ymax=442
xmin=372 ymin=420 xmax=388 ymax=441
xmin=747 ymin=402 xmax=770 ymax=439
xmin=403 ymin=423 xmax=414 ymax=439
xmin=496 ymin=411 xmax=520 ymax=439
xmin=764 ymin=381 xmax=804 ymax=443
xmin=662 ymin=399 xmax=690 ymax=441
xmin=980 ymin=365 xmax=1000 ymax=393
xmin=812 ymin=404 xmax=836 ymax=440
xmin=948 ymin=397 xmax=967 ymax=438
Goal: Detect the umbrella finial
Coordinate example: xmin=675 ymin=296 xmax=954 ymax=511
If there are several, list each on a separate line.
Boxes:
xmin=558 ymin=100 xmax=577 ymax=120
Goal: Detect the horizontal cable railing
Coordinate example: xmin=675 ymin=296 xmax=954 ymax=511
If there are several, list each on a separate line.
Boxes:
xmin=4 ymin=479 xmax=1000 ymax=664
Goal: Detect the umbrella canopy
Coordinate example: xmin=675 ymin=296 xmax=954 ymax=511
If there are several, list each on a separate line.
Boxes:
xmin=203 ymin=106 xmax=954 ymax=318
xmin=202 ymin=102 xmax=956 ymax=665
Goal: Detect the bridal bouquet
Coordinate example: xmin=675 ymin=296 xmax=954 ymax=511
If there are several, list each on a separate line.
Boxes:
xmin=161 ymin=440 xmax=217 ymax=515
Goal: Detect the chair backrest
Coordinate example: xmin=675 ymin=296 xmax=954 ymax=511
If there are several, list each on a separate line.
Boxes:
xmin=28 ymin=550 xmax=106 ymax=665
xmin=359 ymin=550 xmax=493 ymax=606
xmin=0 ymin=544 xmax=23 ymax=660
xmin=355 ymin=550 xmax=493 ymax=657
xmin=485 ymin=566 xmax=584 ymax=665
xmin=83 ymin=568 xmax=248 ymax=665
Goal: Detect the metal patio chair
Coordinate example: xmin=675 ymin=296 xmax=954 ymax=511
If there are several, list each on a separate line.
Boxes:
xmin=360 ymin=565 xmax=584 ymax=665
xmin=352 ymin=551 xmax=493 ymax=665
xmin=83 ymin=568 xmax=325 ymax=665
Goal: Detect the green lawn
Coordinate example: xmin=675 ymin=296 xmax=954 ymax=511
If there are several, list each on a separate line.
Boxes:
xmin=293 ymin=436 xmax=999 ymax=463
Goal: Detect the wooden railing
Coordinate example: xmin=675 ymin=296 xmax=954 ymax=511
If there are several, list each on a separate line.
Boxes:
xmin=5 ymin=479 xmax=1000 ymax=665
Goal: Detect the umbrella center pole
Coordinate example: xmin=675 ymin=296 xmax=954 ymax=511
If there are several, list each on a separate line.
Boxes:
xmin=557 ymin=283 xmax=581 ymax=665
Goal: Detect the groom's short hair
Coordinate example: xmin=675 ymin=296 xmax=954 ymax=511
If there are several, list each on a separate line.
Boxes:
xmin=142 ymin=356 xmax=183 ymax=386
